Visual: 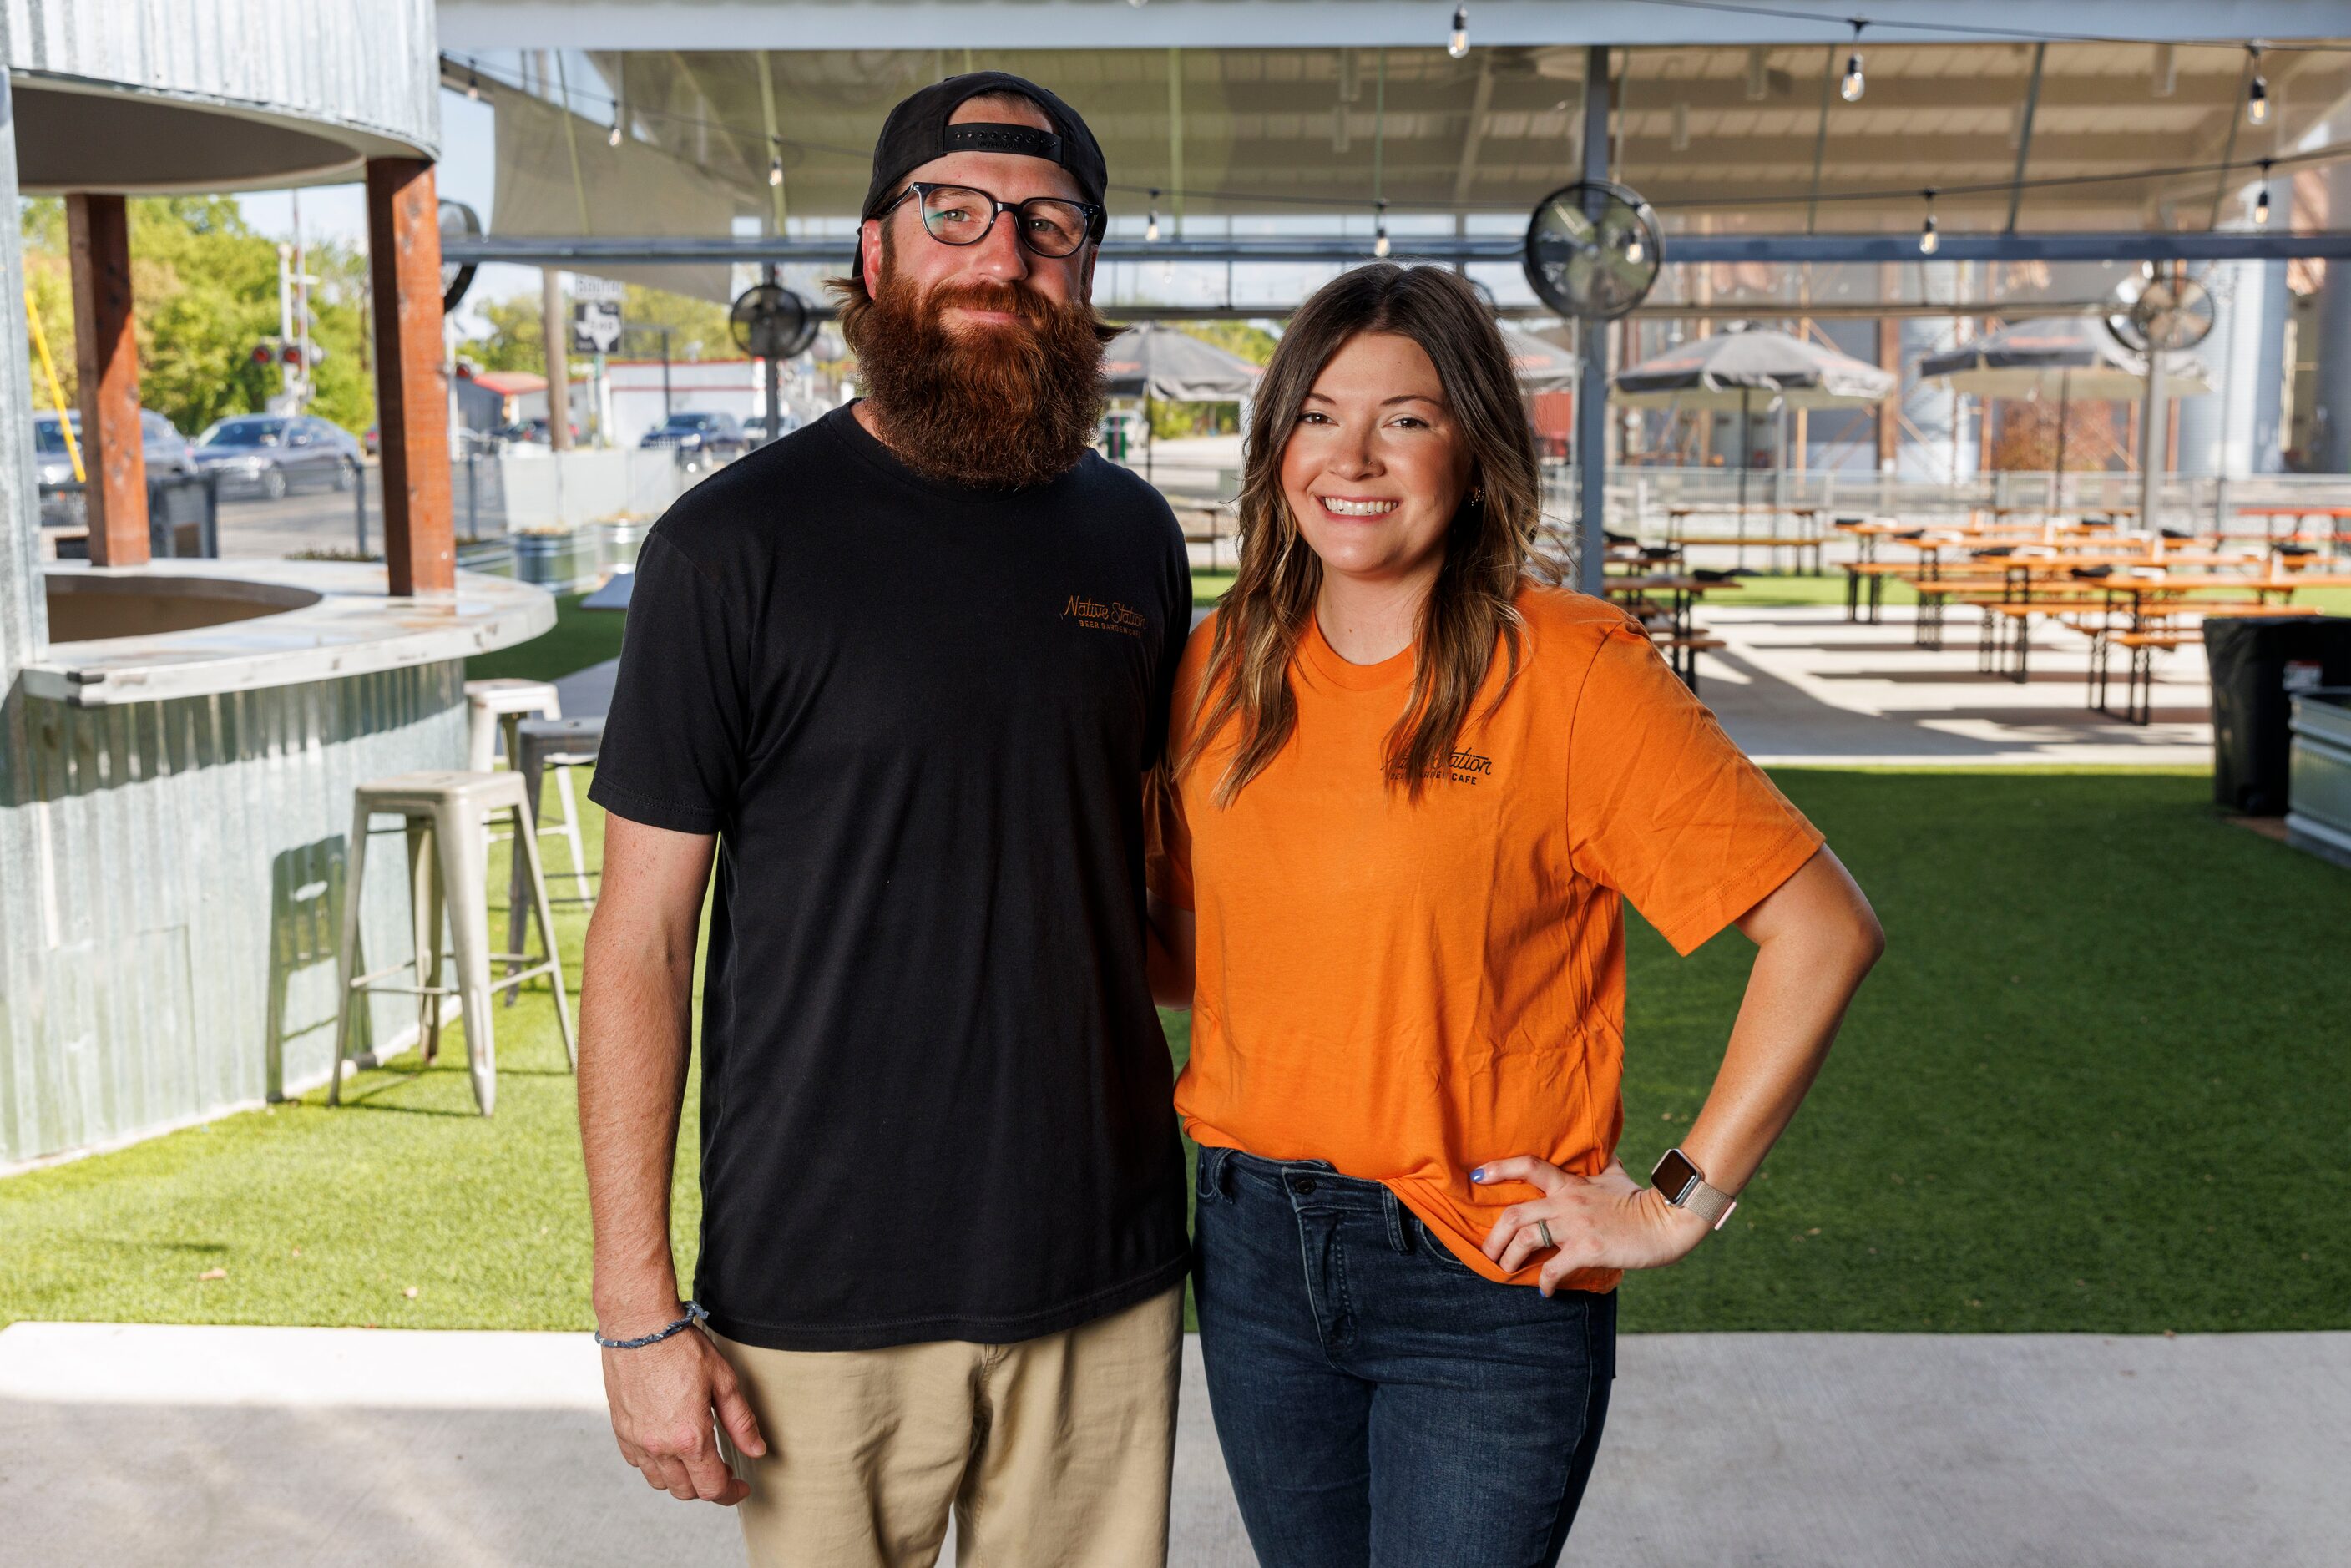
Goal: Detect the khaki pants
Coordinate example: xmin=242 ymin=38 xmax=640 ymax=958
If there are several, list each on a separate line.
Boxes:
xmin=712 ymin=1285 xmax=1182 ymax=1568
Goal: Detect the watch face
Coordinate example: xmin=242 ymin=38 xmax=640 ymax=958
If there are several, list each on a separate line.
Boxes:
xmin=1651 ymin=1148 xmax=1701 ymax=1206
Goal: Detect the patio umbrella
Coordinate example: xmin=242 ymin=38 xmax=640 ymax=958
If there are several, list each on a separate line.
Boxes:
xmin=1496 ymin=324 xmax=1580 ymax=390
xmin=1098 ymin=323 xmax=1262 ymax=479
xmin=1612 ymin=327 xmax=1896 ymax=508
xmin=1914 ymin=316 xmax=2210 ymax=479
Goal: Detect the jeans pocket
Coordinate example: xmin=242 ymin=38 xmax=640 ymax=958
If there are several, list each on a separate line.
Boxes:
xmin=1194 ymin=1144 xmax=1229 ymax=1207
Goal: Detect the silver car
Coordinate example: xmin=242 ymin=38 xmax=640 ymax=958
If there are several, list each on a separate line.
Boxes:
xmin=192 ymin=414 xmax=362 ymax=499
xmin=34 ymin=409 xmax=198 ymax=524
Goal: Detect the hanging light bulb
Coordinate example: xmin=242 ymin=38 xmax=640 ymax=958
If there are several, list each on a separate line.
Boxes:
xmin=768 ymin=144 xmax=785 ymax=188
xmin=1918 ymin=189 xmax=1939 ymax=255
xmin=608 ymin=111 xmax=624 ymax=148
xmin=1145 ymin=190 xmax=1162 ymax=243
xmin=1840 ymin=23 xmax=1866 ymax=102
xmin=1449 ymin=4 xmax=1469 ymax=60
xmin=2253 ymin=159 xmax=2273 ymax=227
xmin=2246 ymin=48 xmax=2268 ymax=125
xmin=1374 ymin=199 xmax=1391 ymax=259
xmin=465 ymin=63 xmax=482 ymax=101
xmin=1625 ymin=235 xmax=1644 ymax=265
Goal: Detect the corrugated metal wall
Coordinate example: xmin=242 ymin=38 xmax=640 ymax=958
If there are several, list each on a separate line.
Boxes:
xmin=0 ymin=664 xmax=468 ymax=1167
xmin=4 ymin=0 xmax=439 ymax=158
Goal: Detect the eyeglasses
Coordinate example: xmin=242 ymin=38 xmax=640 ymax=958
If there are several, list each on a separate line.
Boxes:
xmin=878 ymin=182 xmax=1105 ymax=260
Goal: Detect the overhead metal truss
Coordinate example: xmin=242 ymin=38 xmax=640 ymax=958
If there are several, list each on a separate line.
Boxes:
xmin=445 ymin=230 xmax=2351 ymax=266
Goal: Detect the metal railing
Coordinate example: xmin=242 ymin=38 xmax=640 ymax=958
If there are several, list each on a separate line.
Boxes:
xmin=1540 ymin=463 xmax=2351 ymax=545
xmin=39 ymin=470 xmax=223 ymax=559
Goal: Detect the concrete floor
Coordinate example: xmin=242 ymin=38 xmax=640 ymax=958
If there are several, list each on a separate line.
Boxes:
xmin=1696 ymin=603 xmax=2215 ymax=767
xmin=6 ymin=1322 xmax=2346 ymax=1566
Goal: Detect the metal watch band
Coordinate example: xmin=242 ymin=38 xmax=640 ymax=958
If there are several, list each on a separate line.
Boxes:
xmin=1678 ymin=1179 xmax=1739 ymax=1231
xmin=1651 ymin=1146 xmax=1741 ymax=1232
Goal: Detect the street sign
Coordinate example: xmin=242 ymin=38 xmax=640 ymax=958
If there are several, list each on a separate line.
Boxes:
xmin=572 ymin=276 xmax=627 ymax=304
xmin=571 ymin=300 xmax=623 ymax=355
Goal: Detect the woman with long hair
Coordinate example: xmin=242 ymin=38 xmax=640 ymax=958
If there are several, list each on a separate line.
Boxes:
xmin=1148 ymin=263 xmax=1884 ymax=1566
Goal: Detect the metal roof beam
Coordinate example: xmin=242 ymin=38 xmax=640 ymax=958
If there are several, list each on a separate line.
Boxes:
xmin=446 ymin=230 xmax=2351 ymax=266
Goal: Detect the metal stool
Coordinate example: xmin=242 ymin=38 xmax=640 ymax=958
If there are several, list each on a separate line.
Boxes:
xmin=331 ymin=770 xmax=576 ymax=1115
xmin=466 ymin=678 xmax=586 ymax=886
xmin=506 ymin=716 xmax=604 ymax=1004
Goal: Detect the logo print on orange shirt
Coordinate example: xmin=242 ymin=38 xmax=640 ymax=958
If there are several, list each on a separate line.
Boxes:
xmin=1387 ymin=749 xmax=1497 ymax=787
xmin=1063 ymin=594 xmax=1148 ymax=638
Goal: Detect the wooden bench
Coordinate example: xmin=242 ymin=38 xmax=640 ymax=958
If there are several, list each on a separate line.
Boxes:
xmin=1839 ymin=561 xmax=1909 ymax=624
xmin=1651 ymin=633 xmax=1727 ymax=694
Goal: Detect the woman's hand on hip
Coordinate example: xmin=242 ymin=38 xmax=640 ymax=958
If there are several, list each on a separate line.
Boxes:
xmin=1472 ymin=1156 xmax=1715 ymax=1295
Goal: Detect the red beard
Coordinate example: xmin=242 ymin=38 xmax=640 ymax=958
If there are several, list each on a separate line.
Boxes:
xmin=838 ymin=266 xmax=1111 ymax=489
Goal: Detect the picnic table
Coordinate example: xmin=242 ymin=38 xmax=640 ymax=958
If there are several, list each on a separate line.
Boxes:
xmin=1664 ymin=504 xmax=1824 ymax=575
xmin=1603 ymin=572 xmax=1742 ymax=690
xmin=1919 ymin=564 xmax=2351 ymax=719
xmin=2236 ymin=504 xmax=2351 ymax=556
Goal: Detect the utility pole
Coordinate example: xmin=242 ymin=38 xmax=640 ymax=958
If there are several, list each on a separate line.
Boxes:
xmin=542 ymin=266 xmax=571 ymax=449
xmin=292 ymin=189 xmax=311 ymax=408
xmin=276 ymin=242 xmax=295 ymax=404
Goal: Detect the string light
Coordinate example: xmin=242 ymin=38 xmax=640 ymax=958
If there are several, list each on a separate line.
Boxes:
xmin=1145 ymin=190 xmax=1162 ymax=243
xmin=1840 ymin=21 xmax=1866 ymax=102
xmin=2246 ymin=48 xmax=2269 ymax=125
xmin=2253 ymin=159 xmax=2272 ymax=226
xmin=768 ymin=141 xmax=784 ymax=188
xmin=609 ymin=113 xmax=624 ymax=147
xmin=1374 ymin=198 xmax=1391 ymax=257
xmin=1449 ymin=4 xmax=1469 ymax=60
xmin=1625 ymin=231 xmax=1646 ymax=266
xmin=465 ymin=63 xmax=481 ymax=101
xmin=1918 ymin=188 xmax=1939 ymax=254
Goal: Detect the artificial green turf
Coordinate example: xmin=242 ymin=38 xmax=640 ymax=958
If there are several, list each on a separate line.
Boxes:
xmin=3 ymin=768 xmax=2344 ymax=1333
xmin=463 ymin=592 xmax=628 ymax=686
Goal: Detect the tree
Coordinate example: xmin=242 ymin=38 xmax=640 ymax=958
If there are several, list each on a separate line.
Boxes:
xmin=454 ymin=281 xmax=735 ymax=377
xmin=20 ymin=196 xmax=375 ymax=438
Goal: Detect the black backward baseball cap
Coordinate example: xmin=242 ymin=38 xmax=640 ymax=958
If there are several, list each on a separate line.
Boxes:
xmin=861 ymin=72 xmax=1109 ymax=228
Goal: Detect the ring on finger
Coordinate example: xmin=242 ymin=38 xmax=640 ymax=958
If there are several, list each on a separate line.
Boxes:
xmin=1536 ymin=1218 xmax=1555 ymax=1250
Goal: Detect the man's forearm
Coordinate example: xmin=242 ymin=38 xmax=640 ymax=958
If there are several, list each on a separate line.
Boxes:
xmin=579 ymin=906 xmax=699 ymax=1331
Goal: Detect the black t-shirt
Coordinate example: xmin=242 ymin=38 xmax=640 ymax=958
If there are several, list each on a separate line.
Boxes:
xmin=589 ymin=404 xmax=1193 ymax=1351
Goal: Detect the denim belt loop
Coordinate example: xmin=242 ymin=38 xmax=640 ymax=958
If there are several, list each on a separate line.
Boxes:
xmin=1382 ymin=1187 xmax=1413 ymax=1255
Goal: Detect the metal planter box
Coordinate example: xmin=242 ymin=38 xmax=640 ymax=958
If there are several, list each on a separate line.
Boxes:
xmin=2286 ymin=690 xmax=2351 ymax=869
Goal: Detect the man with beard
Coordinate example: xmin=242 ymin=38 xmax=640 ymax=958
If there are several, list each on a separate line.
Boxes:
xmin=577 ymin=74 xmax=1191 ymax=1567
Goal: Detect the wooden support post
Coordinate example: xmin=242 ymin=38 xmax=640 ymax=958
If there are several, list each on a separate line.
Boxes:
xmin=366 ymin=158 xmax=454 ymax=596
xmin=68 ymin=194 xmax=148 ymax=566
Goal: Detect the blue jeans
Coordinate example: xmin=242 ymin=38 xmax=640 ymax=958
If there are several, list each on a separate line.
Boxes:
xmin=1193 ymin=1146 xmax=1615 ymax=1568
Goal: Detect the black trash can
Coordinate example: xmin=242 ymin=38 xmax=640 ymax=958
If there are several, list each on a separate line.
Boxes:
xmin=2206 ymin=615 xmax=2351 ymax=814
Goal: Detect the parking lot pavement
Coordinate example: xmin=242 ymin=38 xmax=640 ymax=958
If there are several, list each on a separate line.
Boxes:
xmin=7 ymin=1322 xmax=2347 ymax=1566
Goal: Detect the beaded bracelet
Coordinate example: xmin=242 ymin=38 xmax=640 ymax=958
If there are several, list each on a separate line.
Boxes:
xmin=593 ymin=1300 xmax=708 ymax=1350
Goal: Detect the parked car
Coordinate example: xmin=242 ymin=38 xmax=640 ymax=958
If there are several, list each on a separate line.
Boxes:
xmin=33 ymin=409 xmax=199 ymax=524
xmin=640 ymin=410 xmax=750 ymax=458
xmin=191 ymin=414 xmax=362 ymax=499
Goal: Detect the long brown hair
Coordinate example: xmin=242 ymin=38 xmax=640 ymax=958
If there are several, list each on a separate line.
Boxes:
xmin=1179 ymin=262 xmax=1548 ymax=804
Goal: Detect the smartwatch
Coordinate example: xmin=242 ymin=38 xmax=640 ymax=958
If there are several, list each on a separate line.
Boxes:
xmin=1650 ymin=1146 xmax=1739 ymax=1231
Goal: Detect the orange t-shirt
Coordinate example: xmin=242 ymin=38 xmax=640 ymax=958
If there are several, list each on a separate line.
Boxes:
xmin=1155 ymin=586 xmax=1824 ymax=1291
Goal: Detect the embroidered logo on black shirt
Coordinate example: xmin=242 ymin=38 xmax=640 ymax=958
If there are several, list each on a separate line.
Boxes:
xmin=1063 ymin=594 xmax=1148 ymax=638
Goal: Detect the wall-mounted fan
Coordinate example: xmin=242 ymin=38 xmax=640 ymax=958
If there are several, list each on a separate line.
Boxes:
xmin=1522 ymin=181 xmax=1662 ymax=321
xmin=439 ymin=200 xmax=481 ymax=314
xmin=2105 ymin=271 xmax=2215 ymax=355
xmin=730 ymin=282 xmax=818 ymax=360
